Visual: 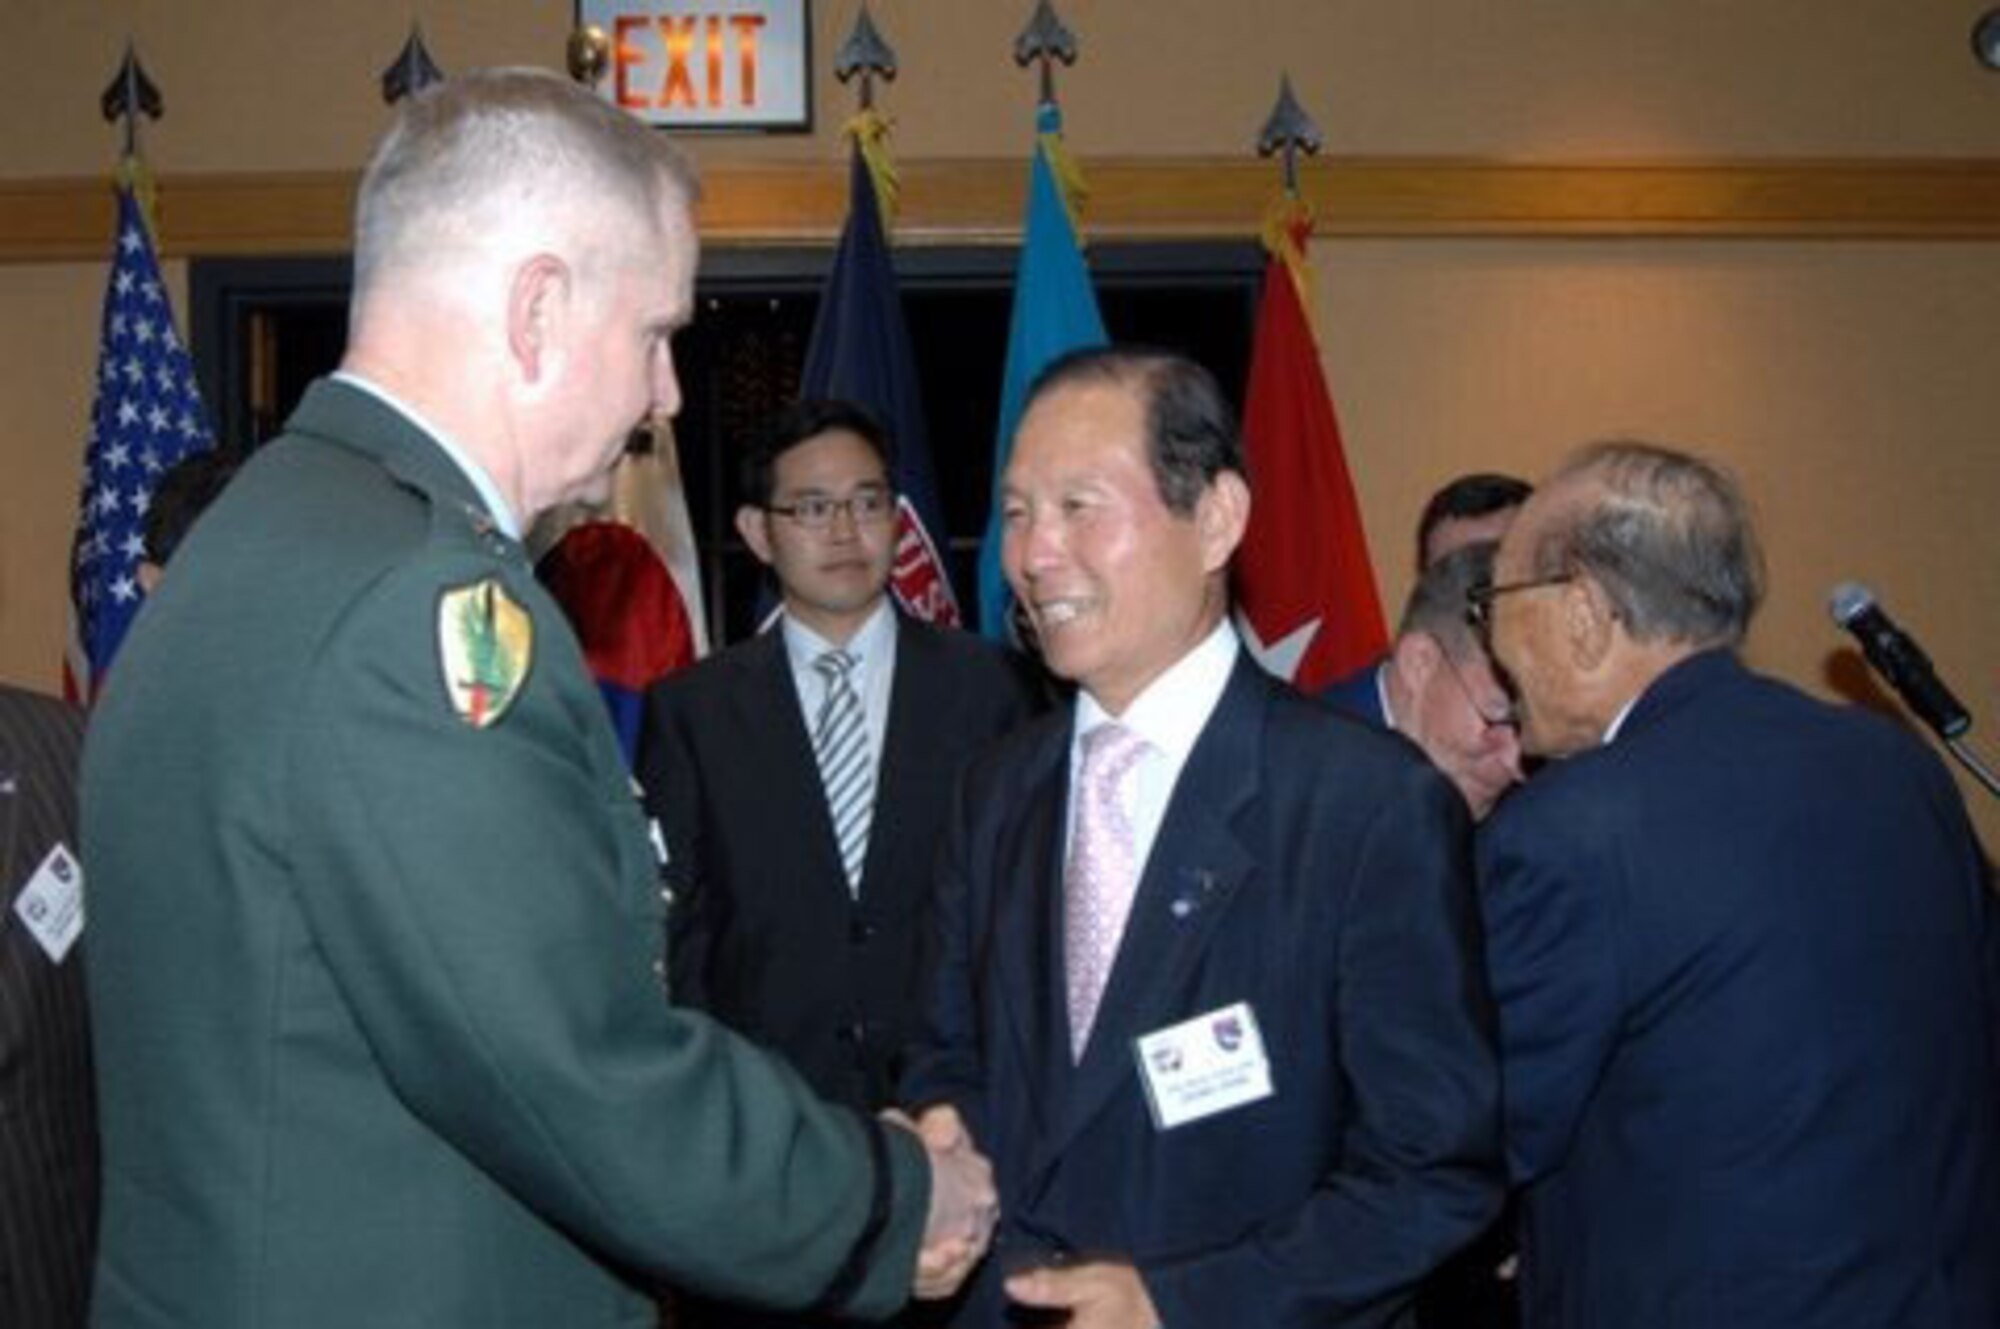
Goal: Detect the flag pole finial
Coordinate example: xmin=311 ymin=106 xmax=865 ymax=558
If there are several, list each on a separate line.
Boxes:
xmin=836 ymin=4 xmax=898 ymax=112
xmin=567 ymin=25 xmax=612 ymax=88
xmin=1014 ymin=0 xmax=1079 ymax=108
xmin=381 ymin=23 xmax=445 ymax=105
xmin=100 ymin=42 xmax=163 ymax=162
xmin=1257 ymin=74 xmax=1323 ymax=198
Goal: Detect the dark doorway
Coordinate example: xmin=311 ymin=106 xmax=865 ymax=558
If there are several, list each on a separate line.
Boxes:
xmin=189 ymin=243 xmax=1261 ymax=643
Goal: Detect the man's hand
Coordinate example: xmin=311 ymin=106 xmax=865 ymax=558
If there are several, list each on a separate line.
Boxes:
xmin=1004 ymin=1260 xmax=1159 ymax=1329
xmin=881 ymin=1105 xmax=997 ymax=1299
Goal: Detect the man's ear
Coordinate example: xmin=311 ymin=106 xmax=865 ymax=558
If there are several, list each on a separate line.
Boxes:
xmin=506 ymin=254 xmax=571 ymax=386
xmin=1390 ymin=630 xmax=1442 ymax=692
xmin=735 ymin=504 xmax=774 ymax=567
xmin=1196 ymin=470 xmax=1251 ymax=574
xmin=1564 ymin=575 xmax=1621 ymax=672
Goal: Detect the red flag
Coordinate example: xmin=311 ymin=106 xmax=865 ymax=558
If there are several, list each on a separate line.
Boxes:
xmin=533 ymin=426 xmax=708 ymax=766
xmin=1232 ymin=204 xmax=1387 ymax=691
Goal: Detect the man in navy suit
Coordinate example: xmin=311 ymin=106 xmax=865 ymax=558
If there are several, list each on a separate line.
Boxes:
xmin=904 ymin=347 xmax=1503 ymax=1327
xmin=1322 ymin=472 xmax=1530 ymax=723
xmin=1321 ymin=540 xmax=1523 ymax=822
xmin=1475 ymin=440 xmax=2000 ymax=1327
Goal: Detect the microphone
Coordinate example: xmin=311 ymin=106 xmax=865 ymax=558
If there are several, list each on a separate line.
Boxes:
xmin=1828 ymin=582 xmax=1971 ymax=740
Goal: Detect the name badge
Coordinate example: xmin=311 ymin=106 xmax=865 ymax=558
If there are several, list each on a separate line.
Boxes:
xmin=1134 ymin=1000 xmax=1273 ymax=1130
xmin=14 ymin=842 xmax=85 ymax=964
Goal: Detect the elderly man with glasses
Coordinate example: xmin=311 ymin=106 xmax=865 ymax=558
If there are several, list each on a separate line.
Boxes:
xmin=1471 ymin=439 xmax=2000 ymax=1329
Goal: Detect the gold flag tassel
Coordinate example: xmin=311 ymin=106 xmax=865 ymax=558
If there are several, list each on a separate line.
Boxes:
xmin=116 ymin=154 xmax=161 ymax=244
xmin=843 ymin=107 xmax=901 ymax=225
xmin=1261 ymin=191 xmax=1319 ymax=342
xmin=1040 ymin=125 xmax=1091 ymax=242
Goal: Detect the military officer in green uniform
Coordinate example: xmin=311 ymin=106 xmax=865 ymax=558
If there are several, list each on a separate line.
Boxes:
xmin=81 ymin=68 xmax=994 ymax=1329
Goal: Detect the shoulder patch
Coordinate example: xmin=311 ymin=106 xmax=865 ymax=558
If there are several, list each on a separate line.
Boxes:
xmin=438 ymin=578 xmax=533 ymax=728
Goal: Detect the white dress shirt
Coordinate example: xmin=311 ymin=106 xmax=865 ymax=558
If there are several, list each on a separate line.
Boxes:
xmin=1067 ymin=618 xmax=1240 ymax=883
xmin=781 ymin=598 xmax=898 ymax=781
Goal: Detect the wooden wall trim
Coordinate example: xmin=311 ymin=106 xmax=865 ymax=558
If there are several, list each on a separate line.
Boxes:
xmin=5 ymin=157 xmax=2000 ymax=262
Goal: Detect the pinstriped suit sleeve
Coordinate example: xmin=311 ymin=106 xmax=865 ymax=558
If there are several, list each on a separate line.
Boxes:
xmin=0 ymin=686 xmax=95 ymax=1329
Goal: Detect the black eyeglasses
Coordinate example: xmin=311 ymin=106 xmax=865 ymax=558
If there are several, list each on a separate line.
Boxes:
xmin=1464 ymin=574 xmax=1575 ymax=642
xmin=765 ymin=489 xmax=897 ymax=531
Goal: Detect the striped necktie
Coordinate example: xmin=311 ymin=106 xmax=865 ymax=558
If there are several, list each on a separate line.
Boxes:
xmin=811 ymin=649 xmax=872 ymax=895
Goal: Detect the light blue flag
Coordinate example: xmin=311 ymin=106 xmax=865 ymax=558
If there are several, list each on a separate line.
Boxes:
xmin=976 ymin=101 xmax=1108 ymax=640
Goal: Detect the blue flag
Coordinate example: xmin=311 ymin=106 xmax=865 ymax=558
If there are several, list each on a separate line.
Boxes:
xmin=66 ymin=180 xmax=218 ymax=702
xmin=801 ymin=141 xmax=961 ymax=626
xmin=976 ymin=102 xmax=1108 ymax=640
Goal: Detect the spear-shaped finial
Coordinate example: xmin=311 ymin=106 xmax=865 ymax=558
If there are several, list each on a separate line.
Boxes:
xmin=1014 ymin=0 xmax=1078 ymax=108
xmin=100 ymin=42 xmax=163 ymax=160
xmin=381 ymin=23 xmax=445 ymax=106
xmin=1257 ymin=74 xmax=1323 ymax=197
xmin=835 ymin=3 xmax=898 ymax=111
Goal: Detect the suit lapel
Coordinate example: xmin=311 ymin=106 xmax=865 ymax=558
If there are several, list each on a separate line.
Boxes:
xmin=861 ymin=618 xmax=927 ymax=898
xmin=1043 ymin=661 xmax=1266 ymax=1165
xmin=744 ymin=631 xmax=854 ymax=899
xmin=993 ymin=720 xmax=1074 ymax=1163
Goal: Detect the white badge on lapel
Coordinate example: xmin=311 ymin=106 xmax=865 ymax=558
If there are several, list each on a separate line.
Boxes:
xmin=14 ymin=842 xmax=85 ymax=964
xmin=1134 ymin=1000 xmax=1273 ymax=1130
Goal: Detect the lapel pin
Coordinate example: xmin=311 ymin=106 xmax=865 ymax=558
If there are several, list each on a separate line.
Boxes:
xmin=1169 ymin=869 xmax=1217 ymax=920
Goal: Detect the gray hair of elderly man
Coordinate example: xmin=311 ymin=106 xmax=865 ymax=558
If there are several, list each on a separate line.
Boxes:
xmin=1399 ymin=539 xmax=1498 ymax=662
xmin=1529 ymin=440 xmax=1765 ymax=649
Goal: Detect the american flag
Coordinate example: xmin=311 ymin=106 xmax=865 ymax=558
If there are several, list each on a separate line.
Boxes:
xmin=65 ymin=180 xmax=218 ymax=703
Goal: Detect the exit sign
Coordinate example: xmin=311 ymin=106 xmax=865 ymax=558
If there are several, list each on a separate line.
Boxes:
xmin=579 ymin=0 xmax=813 ymax=131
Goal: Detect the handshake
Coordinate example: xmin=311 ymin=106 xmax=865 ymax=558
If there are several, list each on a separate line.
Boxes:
xmin=883 ymin=1104 xmax=998 ymax=1300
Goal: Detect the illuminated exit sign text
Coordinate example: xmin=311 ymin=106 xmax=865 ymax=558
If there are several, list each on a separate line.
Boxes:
xmin=579 ymin=0 xmax=812 ymax=131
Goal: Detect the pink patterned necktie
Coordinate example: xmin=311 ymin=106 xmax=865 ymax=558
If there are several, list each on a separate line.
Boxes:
xmin=1064 ymin=722 xmax=1151 ymax=1061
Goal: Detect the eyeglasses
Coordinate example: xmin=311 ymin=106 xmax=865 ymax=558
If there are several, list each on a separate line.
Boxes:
xmin=1438 ymin=649 xmax=1518 ymax=732
xmin=765 ymin=489 xmax=897 ymax=530
xmin=1463 ymin=574 xmax=1575 ymax=644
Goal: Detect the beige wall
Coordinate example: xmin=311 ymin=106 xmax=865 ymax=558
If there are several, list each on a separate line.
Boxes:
xmin=3 ymin=0 xmax=1997 ymax=843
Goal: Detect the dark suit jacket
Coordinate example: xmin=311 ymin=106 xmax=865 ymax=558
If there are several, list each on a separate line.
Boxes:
xmin=1320 ymin=656 xmax=1389 ymax=727
xmin=639 ymin=618 xmax=1041 ymax=1112
xmin=904 ymin=654 xmax=1504 ymax=1327
xmin=81 ymin=379 xmax=928 ymax=1329
xmin=1479 ymin=649 xmax=2000 ymax=1328
xmin=0 ymin=686 xmax=94 ymax=1329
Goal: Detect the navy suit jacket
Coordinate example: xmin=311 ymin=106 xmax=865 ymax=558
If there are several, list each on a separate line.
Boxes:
xmin=640 ymin=618 xmax=1042 ymax=1111
xmin=905 ymin=655 xmax=1503 ymax=1327
xmin=1480 ymin=649 xmax=2000 ymax=1327
xmin=1321 ymin=657 xmax=1389 ymax=728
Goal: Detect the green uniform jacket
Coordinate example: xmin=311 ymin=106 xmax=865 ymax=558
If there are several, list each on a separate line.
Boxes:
xmin=81 ymin=379 xmax=928 ymax=1328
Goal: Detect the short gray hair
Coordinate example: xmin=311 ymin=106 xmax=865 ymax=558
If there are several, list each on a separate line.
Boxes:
xmin=353 ymin=67 xmax=698 ymax=294
xmin=1528 ymin=440 xmax=1764 ymax=647
xmin=1399 ymin=539 xmax=1496 ymax=660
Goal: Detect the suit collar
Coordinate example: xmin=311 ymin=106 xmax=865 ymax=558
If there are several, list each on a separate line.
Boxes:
xmin=1611 ymin=647 xmax=1742 ymax=744
xmin=287 ymin=378 xmax=496 ymax=532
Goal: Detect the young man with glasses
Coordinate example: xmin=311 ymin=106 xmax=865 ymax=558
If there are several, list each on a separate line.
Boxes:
xmin=1325 ymin=541 xmax=1524 ymax=822
xmin=639 ymin=398 xmax=1043 ymax=1328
